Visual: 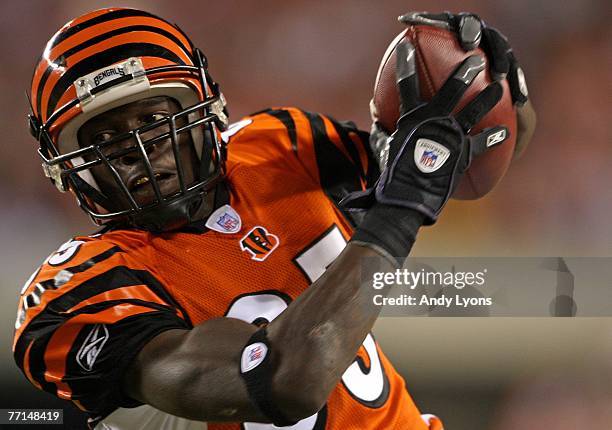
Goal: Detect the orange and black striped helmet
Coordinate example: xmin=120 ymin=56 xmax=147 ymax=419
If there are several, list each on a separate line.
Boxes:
xmin=28 ymin=8 xmax=229 ymax=231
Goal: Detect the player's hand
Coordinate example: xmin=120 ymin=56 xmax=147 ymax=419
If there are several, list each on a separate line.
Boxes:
xmin=398 ymin=11 xmax=536 ymax=158
xmin=342 ymin=41 xmax=508 ymax=224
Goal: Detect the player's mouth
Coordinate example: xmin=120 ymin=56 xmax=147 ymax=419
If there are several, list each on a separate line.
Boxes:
xmin=128 ymin=171 xmax=178 ymax=201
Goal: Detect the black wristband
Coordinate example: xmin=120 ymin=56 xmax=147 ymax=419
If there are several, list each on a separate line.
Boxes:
xmin=352 ymin=204 xmax=425 ymax=264
xmin=240 ymin=328 xmax=297 ymax=427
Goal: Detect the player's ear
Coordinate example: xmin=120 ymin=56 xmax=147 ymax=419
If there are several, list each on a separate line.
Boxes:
xmin=395 ymin=40 xmax=420 ymax=115
xmin=514 ymin=99 xmax=536 ymax=160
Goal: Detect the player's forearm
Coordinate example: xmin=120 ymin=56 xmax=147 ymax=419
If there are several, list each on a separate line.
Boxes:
xmin=266 ymin=241 xmax=399 ymax=416
xmin=126 ymin=242 xmax=401 ymax=423
xmin=125 ymin=318 xmax=270 ymax=423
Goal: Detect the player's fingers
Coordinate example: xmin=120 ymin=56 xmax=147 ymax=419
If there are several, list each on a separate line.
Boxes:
xmin=469 ymin=126 xmax=509 ymax=159
xmin=455 ymin=81 xmax=503 ymax=131
xmin=395 ymin=40 xmax=421 ymax=115
xmin=506 ymin=52 xmax=529 ymax=106
xmin=370 ymin=122 xmax=392 ymax=169
xmin=481 ymin=27 xmax=510 ymax=80
xmin=457 ymin=13 xmax=483 ymax=51
xmin=398 ymin=11 xmax=451 ymax=30
xmin=399 ymin=12 xmax=483 ymax=52
xmin=429 ymin=55 xmax=486 ymax=115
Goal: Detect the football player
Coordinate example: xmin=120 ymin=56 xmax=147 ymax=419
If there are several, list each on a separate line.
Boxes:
xmin=14 ymin=8 xmax=533 ymax=430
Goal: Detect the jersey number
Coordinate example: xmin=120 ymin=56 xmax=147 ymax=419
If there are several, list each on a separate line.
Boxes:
xmin=225 ymin=226 xmax=389 ymax=429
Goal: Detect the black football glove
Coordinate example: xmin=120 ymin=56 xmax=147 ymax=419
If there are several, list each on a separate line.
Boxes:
xmin=368 ymin=10 xmax=532 ymax=177
xmin=398 ymin=11 xmax=536 ymax=160
xmin=369 ymin=11 xmax=533 ymax=173
xmin=342 ymin=40 xmax=508 ymax=225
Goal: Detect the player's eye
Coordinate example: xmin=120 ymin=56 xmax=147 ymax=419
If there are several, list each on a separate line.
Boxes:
xmin=141 ymin=112 xmax=167 ymax=125
xmin=93 ymin=131 xmax=115 ymax=145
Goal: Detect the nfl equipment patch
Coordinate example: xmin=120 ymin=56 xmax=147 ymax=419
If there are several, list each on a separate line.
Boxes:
xmin=205 ymin=204 xmax=242 ymax=234
xmin=414 ymin=139 xmax=450 ymax=173
xmin=240 ymin=342 xmax=268 ymax=373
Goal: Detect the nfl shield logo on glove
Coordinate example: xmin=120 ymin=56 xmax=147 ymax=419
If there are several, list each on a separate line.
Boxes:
xmin=420 ymin=151 xmax=438 ymax=167
xmin=414 ymin=138 xmax=451 ymax=173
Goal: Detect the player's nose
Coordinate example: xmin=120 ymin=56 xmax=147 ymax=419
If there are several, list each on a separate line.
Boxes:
xmin=119 ymin=140 xmax=161 ymax=166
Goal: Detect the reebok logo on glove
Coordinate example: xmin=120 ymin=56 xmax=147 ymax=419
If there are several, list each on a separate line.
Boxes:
xmin=486 ymin=129 xmax=507 ymax=147
xmin=414 ymin=139 xmax=451 ymax=173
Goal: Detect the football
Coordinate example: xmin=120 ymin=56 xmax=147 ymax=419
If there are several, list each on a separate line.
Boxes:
xmin=372 ymin=24 xmax=517 ymax=200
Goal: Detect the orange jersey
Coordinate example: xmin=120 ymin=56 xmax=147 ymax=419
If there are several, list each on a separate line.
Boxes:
xmin=14 ymin=107 xmax=442 ymax=430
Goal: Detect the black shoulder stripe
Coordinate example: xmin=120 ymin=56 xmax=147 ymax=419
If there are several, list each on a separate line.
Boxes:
xmin=46 ymin=43 xmax=185 ymax=119
xmin=15 ymin=294 xmax=182 ymax=370
xmin=21 ymin=328 xmax=60 ymax=398
xmin=303 ymin=111 xmax=363 ymax=206
xmin=19 ymin=246 xmax=122 ymax=316
xmin=63 ymin=298 xmax=179 ymax=320
xmin=64 ymin=246 xmax=122 ymax=275
xmin=36 ymin=26 xmax=192 ymax=116
xmin=329 ymin=118 xmax=366 ymax=181
xmin=333 ymin=121 xmax=380 ymax=187
xmin=42 ymin=267 xmax=173 ymax=316
xmin=138 ymin=270 xmax=192 ymax=327
xmin=264 ymin=109 xmax=298 ymax=153
xmin=18 ymin=266 xmax=189 ymax=357
xmin=18 ymin=299 xmax=166 ymax=357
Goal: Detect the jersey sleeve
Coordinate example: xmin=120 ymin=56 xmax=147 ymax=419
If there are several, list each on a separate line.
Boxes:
xmin=12 ymin=238 xmax=191 ymax=423
xmin=238 ymin=107 xmax=380 ymax=224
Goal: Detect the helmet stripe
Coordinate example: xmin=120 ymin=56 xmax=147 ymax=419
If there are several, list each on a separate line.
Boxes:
xmin=46 ymin=16 xmax=192 ymax=65
xmin=47 ymin=9 xmax=159 ymax=51
xmin=40 ymin=32 xmax=193 ymax=118
xmin=45 ymin=43 xmax=186 ymax=119
xmin=35 ymin=25 xmax=193 ymax=118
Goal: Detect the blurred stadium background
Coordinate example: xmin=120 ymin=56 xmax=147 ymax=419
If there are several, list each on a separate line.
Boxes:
xmin=1 ymin=0 xmax=610 ymax=428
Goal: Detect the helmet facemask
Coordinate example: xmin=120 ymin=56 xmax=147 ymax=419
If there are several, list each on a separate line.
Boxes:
xmin=28 ymin=8 xmax=230 ymax=231
xmin=32 ymin=53 xmax=229 ymax=232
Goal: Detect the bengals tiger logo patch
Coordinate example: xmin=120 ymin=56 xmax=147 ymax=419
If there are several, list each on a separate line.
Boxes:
xmin=240 ymin=226 xmax=279 ymax=261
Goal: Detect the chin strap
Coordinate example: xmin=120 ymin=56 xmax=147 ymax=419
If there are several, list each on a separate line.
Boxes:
xmin=71 ymin=174 xmax=115 ymax=211
xmin=199 ymin=127 xmax=215 ymax=180
xmin=130 ymin=195 xmax=201 ymax=233
xmin=177 ymin=180 xmax=230 ymax=233
xmin=136 ymin=179 xmax=230 ymax=233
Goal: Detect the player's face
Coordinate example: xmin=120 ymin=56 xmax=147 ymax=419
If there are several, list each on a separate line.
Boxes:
xmin=78 ymin=96 xmax=200 ymax=210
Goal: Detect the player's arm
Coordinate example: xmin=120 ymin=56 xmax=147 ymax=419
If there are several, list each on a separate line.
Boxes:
xmin=124 ymin=43 xmax=507 ymax=425
xmin=123 ymin=242 xmax=398 ymax=423
xmin=12 ymin=245 xmax=193 ymax=425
